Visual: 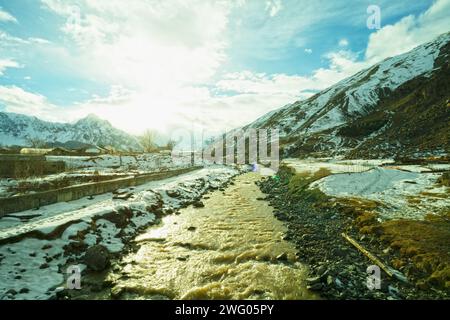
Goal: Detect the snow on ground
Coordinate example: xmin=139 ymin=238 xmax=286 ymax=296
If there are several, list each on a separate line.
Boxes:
xmin=283 ymin=158 xmax=449 ymax=221
xmin=282 ymin=158 xmax=394 ymax=174
xmin=311 ymin=167 xmax=449 ymax=220
xmin=0 ymin=165 xmax=240 ymax=300
xmin=0 ymin=153 xmax=192 ymax=198
xmin=46 ymin=153 xmax=178 ymax=173
xmin=384 ymin=164 xmax=450 ymax=173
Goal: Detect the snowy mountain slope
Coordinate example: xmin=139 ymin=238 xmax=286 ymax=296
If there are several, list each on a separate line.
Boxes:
xmin=243 ymin=32 xmax=450 ymax=158
xmin=0 ymin=112 xmax=143 ymax=151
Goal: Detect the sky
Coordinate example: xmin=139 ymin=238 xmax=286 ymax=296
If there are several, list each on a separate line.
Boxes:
xmin=0 ymin=0 xmax=449 ymax=136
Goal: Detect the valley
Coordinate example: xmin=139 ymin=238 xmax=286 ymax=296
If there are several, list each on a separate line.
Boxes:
xmin=0 ymin=30 xmax=449 ymax=301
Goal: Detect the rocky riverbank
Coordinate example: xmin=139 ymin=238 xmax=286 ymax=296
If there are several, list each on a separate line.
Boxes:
xmin=57 ymin=166 xmax=245 ymax=300
xmin=0 ymin=166 xmax=243 ymax=300
xmin=257 ymin=166 xmax=449 ymax=300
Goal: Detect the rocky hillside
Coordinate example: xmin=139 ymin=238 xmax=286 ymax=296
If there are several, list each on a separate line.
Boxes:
xmin=244 ymin=32 xmax=450 ymax=159
xmin=0 ymin=113 xmax=143 ymax=151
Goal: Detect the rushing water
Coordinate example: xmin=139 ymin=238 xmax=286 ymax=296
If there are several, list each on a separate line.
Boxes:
xmin=108 ymin=172 xmax=318 ymax=300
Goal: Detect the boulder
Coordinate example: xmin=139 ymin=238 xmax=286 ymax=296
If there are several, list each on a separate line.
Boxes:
xmin=83 ymin=245 xmax=110 ymax=272
xmin=193 ymin=201 xmax=205 ymax=208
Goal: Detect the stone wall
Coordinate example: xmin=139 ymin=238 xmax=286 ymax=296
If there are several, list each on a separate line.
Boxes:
xmin=0 ymin=154 xmax=65 ymax=178
xmin=0 ymin=155 xmax=45 ymax=178
xmin=0 ymin=166 xmax=201 ymax=216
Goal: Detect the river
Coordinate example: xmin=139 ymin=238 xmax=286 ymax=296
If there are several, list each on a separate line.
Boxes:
xmin=105 ymin=172 xmax=317 ymax=300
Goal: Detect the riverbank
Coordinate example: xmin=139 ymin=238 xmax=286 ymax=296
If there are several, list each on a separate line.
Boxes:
xmin=72 ymin=172 xmax=318 ymax=300
xmin=257 ymin=165 xmax=449 ymax=300
xmin=0 ymin=166 xmax=241 ymax=300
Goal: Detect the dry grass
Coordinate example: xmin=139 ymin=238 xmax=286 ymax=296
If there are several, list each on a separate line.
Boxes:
xmin=286 ymin=167 xmax=331 ymax=203
xmin=380 ymin=214 xmax=450 ymax=289
xmin=287 ymin=167 xmax=331 ymax=193
xmin=437 ymin=172 xmax=450 ymax=187
xmin=328 ymin=194 xmax=450 ymax=290
xmin=419 ymin=191 xmax=448 ymax=199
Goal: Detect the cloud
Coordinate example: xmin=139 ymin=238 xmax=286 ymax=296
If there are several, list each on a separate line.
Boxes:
xmin=365 ymin=0 xmax=450 ymax=64
xmin=0 ymin=86 xmax=62 ymax=120
xmin=0 ymin=59 xmax=20 ymax=76
xmin=40 ymin=0 xmax=233 ymax=90
xmin=338 ymin=38 xmax=349 ymax=47
xmin=266 ymin=0 xmax=283 ymax=17
xmin=3 ymin=0 xmax=449 ymax=137
xmin=0 ymin=7 xmax=17 ymax=23
xmin=216 ymin=50 xmax=366 ymax=99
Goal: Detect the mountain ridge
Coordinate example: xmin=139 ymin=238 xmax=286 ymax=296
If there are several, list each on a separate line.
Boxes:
xmin=0 ymin=112 xmax=143 ymax=151
xmin=242 ymin=31 xmax=450 ymax=159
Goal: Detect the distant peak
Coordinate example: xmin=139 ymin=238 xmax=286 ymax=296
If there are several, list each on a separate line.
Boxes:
xmin=77 ymin=113 xmax=110 ymax=126
xmin=85 ymin=113 xmax=102 ymax=121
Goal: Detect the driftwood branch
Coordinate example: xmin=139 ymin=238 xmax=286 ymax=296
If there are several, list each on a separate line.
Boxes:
xmin=341 ymin=233 xmax=408 ymax=283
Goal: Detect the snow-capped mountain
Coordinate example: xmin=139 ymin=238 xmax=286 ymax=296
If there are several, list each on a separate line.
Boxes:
xmin=0 ymin=113 xmax=143 ymax=151
xmin=244 ymin=32 xmax=450 ymax=158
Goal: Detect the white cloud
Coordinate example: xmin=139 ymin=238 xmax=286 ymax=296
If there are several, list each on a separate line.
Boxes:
xmin=365 ymin=0 xmax=450 ymax=64
xmin=338 ymin=38 xmax=349 ymax=47
xmin=3 ymin=0 xmax=449 ymax=136
xmin=41 ymin=0 xmax=232 ymax=89
xmin=0 ymin=59 xmax=20 ymax=76
xmin=28 ymin=37 xmax=51 ymax=45
xmin=217 ymin=50 xmax=366 ymax=99
xmin=0 ymin=7 xmax=17 ymax=23
xmin=266 ymin=0 xmax=283 ymax=17
xmin=0 ymin=86 xmax=62 ymax=120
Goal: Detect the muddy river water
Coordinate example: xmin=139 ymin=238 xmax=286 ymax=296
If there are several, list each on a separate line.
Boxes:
xmin=107 ymin=172 xmax=318 ymax=300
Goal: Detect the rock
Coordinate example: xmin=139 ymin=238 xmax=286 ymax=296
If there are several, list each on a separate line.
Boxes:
xmin=187 ymin=226 xmax=196 ymax=232
xmin=42 ymin=244 xmax=52 ymax=250
xmin=282 ymin=235 xmax=292 ymax=241
xmin=276 ymin=253 xmax=289 ymax=261
xmin=388 ymin=285 xmax=401 ymax=298
xmin=89 ymin=283 xmax=104 ymax=293
xmin=163 ymin=208 xmax=174 ymax=215
xmin=39 ymin=263 xmax=49 ymax=269
xmin=317 ymin=265 xmax=327 ymax=276
xmin=83 ymin=245 xmax=110 ymax=272
xmin=6 ymin=289 xmax=17 ymax=295
xmin=113 ymin=192 xmax=133 ymax=200
xmin=307 ymin=282 xmax=323 ymax=291
xmin=306 ymin=276 xmax=321 ymax=285
xmin=19 ymin=288 xmax=29 ymax=294
xmin=102 ymin=210 xmax=129 ymax=228
xmin=167 ymin=190 xmax=180 ymax=198
xmin=332 ymin=247 xmax=347 ymax=257
xmin=193 ymin=201 xmax=205 ymax=208
xmin=176 ymin=256 xmax=189 ymax=261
